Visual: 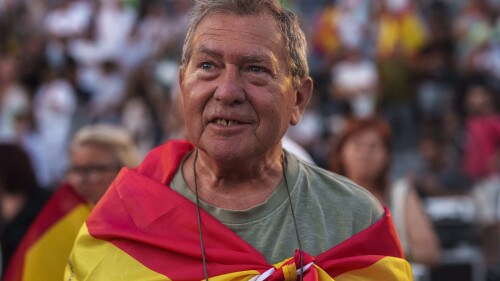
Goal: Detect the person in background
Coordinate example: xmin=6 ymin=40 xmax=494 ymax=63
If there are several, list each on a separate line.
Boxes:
xmin=2 ymin=124 xmax=139 ymax=281
xmin=462 ymin=81 xmax=500 ymax=181
xmin=330 ymin=46 xmax=379 ymax=119
xmin=461 ymin=81 xmax=500 ymax=279
xmin=120 ymin=66 xmax=164 ymax=159
xmin=65 ymin=124 xmax=140 ymax=204
xmin=0 ymin=56 xmax=31 ymax=143
xmin=374 ymin=0 xmax=428 ymax=60
xmin=65 ymin=1 xmax=411 ymax=280
xmin=0 ymin=144 xmax=51 ymax=272
xmin=31 ymin=62 xmax=77 ymax=188
xmin=374 ymin=0 xmax=428 ymax=152
xmin=329 ymin=117 xmax=441 ymax=278
xmin=412 ymin=133 xmax=472 ymax=197
xmin=86 ymin=59 xmax=126 ymax=123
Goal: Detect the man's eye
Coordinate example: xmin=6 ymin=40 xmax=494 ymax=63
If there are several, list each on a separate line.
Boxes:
xmin=249 ymin=66 xmax=263 ymax=72
xmin=201 ymin=62 xmax=214 ymax=70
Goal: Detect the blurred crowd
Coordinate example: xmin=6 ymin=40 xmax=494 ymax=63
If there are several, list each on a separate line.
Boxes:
xmin=0 ymin=0 xmax=190 ymax=188
xmin=1 ymin=0 xmax=500 ymax=280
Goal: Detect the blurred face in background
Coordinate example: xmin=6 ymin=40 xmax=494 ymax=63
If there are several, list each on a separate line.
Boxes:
xmin=66 ymin=143 xmax=120 ymax=205
xmin=418 ymin=138 xmax=442 ymax=168
xmin=0 ymin=56 xmax=17 ymax=84
xmin=465 ymin=85 xmax=495 ymax=116
xmin=339 ymin=128 xmax=389 ymax=184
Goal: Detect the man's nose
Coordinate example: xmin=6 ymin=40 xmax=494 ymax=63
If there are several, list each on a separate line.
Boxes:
xmin=214 ymin=66 xmax=246 ymax=105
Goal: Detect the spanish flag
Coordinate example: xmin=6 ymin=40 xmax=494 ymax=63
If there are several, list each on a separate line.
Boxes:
xmin=66 ymin=140 xmax=412 ymax=280
xmin=3 ymin=184 xmax=91 ymax=281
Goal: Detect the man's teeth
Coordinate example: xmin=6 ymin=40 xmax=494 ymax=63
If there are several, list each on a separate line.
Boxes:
xmin=216 ymin=119 xmax=239 ymax=126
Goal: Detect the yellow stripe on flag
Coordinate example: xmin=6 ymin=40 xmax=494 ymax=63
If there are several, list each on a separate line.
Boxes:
xmin=334 ymin=256 xmax=413 ymax=281
xmin=22 ymin=204 xmax=90 ymax=281
xmin=65 ymin=224 xmax=171 ymax=281
xmin=312 ymin=265 xmax=336 ymax=281
xmin=209 ymin=270 xmax=261 ymax=281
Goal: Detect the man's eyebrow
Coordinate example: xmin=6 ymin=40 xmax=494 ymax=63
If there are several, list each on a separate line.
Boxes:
xmin=195 ymin=46 xmax=275 ymax=61
xmin=195 ymin=46 xmax=223 ymax=59
xmin=194 ymin=46 xmax=278 ymax=70
xmin=239 ymin=54 xmax=273 ymax=64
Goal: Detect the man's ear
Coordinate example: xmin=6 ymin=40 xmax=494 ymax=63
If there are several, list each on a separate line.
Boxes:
xmin=290 ymin=76 xmax=313 ymax=126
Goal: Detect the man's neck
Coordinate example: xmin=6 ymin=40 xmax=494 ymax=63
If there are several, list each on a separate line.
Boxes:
xmin=181 ymin=149 xmax=284 ymax=210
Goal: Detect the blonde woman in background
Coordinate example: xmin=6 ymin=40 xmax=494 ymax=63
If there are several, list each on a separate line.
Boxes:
xmin=2 ymin=124 xmax=139 ymax=281
xmin=66 ymin=124 xmax=140 ymax=204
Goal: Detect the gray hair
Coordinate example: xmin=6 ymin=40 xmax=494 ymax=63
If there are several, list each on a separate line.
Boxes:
xmin=180 ymin=0 xmax=309 ymax=90
xmin=70 ymin=124 xmax=140 ymax=168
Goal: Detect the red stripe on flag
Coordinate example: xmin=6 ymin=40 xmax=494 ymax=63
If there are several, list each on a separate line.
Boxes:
xmin=135 ymin=140 xmax=193 ymax=185
xmin=316 ymin=206 xmax=404 ymax=277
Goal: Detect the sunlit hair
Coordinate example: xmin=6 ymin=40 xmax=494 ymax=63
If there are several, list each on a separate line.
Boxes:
xmin=329 ymin=117 xmax=393 ymax=192
xmin=70 ymin=124 xmax=140 ymax=168
xmin=180 ymin=0 xmax=309 ymax=90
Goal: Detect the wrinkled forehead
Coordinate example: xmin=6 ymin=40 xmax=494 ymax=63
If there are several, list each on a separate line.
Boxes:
xmin=189 ymin=11 xmax=286 ymax=66
xmin=193 ymin=11 xmax=283 ymax=44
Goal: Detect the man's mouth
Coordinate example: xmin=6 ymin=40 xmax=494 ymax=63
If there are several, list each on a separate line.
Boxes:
xmin=215 ymin=118 xmax=240 ymax=127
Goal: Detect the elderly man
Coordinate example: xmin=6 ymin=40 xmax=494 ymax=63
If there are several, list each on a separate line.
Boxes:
xmin=65 ymin=1 xmax=412 ymax=280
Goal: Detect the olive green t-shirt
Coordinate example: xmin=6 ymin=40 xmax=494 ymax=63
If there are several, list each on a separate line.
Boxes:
xmin=171 ymin=151 xmax=384 ymax=264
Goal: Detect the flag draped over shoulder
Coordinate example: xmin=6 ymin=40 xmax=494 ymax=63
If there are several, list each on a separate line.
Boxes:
xmin=3 ymin=184 xmax=91 ymax=281
xmin=66 ymin=140 xmax=413 ymax=281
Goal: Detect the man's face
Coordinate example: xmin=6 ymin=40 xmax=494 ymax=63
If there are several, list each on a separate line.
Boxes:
xmin=180 ymin=12 xmax=308 ymax=162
